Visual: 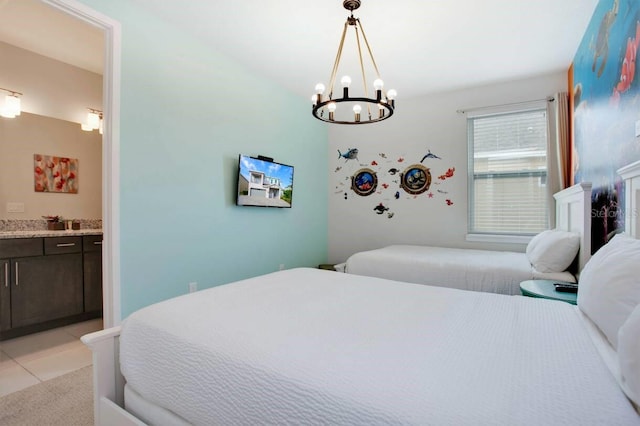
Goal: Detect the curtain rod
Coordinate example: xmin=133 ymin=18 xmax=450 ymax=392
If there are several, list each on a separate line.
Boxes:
xmin=456 ymin=96 xmax=554 ymax=114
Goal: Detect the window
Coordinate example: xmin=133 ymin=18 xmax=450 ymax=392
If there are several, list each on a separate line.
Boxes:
xmin=468 ymin=105 xmax=548 ymax=236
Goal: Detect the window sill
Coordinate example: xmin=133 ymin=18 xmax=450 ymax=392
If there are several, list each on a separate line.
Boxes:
xmin=465 ymin=233 xmax=533 ymax=244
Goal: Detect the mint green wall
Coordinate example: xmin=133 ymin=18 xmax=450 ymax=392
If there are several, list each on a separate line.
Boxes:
xmin=78 ymin=1 xmax=328 ymax=317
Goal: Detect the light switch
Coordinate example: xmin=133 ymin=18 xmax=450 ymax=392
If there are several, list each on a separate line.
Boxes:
xmin=6 ymin=202 xmax=24 ymax=213
xmin=636 ymin=120 xmax=640 ymax=137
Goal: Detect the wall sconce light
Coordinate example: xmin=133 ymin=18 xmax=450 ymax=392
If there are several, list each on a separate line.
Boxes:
xmin=0 ymin=88 xmax=22 ymax=119
xmin=81 ymin=108 xmax=103 ymax=134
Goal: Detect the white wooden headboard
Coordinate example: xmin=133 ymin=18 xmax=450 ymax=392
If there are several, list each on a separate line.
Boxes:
xmin=617 ymin=160 xmax=640 ymax=239
xmin=553 ymin=182 xmax=593 ymax=273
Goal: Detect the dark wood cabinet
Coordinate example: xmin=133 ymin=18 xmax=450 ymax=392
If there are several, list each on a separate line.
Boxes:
xmin=0 ymin=259 xmax=10 ymax=332
xmin=0 ymin=234 xmax=102 ymax=340
xmin=0 ymin=238 xmax=43 ymax=333
xmin=10 ymin=253 xmax=83 ymax=328
xmin=83 ymin=235 xmax=103 ymax=313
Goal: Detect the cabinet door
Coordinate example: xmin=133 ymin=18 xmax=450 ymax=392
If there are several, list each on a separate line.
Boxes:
xmin=0 ymin=260 xmax=9 ymax=331
xmin=83 ymin=250 xmax=103 ymax=313
xmin=10 ymin=253 xmax=83 ymax=328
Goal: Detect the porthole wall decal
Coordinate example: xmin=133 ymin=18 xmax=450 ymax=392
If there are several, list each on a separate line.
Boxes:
xmin=351 ymin=168 xmax=378 ymax=196
xmin=400 ymin=164 xmax=431 ymax=195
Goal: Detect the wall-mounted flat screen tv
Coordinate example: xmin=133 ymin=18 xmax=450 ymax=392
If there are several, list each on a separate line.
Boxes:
xmin=236 ymin=154 xmax=294 ymax=208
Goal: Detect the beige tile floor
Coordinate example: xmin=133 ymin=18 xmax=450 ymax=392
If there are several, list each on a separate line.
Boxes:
xmin=0 ymin=318 xmax=102 ymax=397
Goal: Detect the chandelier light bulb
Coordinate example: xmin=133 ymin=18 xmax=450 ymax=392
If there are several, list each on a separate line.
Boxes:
xmin=373 ymin=79 xmax=384 ymax=90
xmin=315 ymin=83 xmax=325 ymax=95
xmin=386 ymin=89 xmax=397 ymax=100
xmin=327 ymin=102 xmax=337 ymax=121
xmin=353 ymin=104 xmax=362 ymax=122
xmin=340 ymin=76 xmax=352 ymax=87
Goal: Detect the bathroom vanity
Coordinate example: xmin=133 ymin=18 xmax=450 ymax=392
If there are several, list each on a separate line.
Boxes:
xmin=0 ymin=230 xmax=103 ymax=340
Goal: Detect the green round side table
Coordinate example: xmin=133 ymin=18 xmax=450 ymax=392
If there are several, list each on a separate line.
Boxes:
xmin=519 ymin=280 xmax=577 ymax=305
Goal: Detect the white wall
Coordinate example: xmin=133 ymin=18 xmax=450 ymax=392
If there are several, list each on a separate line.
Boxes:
xmin=328 ymin=72 xmax=568 ymax=263
xmin=0 ymin=41 xmax=103 ymax=124
xmin=0 ymin=42 xmax=103 ymax=221
xmin=0 ymin=112 xmax=102 ymax=220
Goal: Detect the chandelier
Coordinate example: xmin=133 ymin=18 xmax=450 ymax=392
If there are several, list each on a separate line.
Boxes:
xmin=312 ymin=0 xmax=396 ymax=125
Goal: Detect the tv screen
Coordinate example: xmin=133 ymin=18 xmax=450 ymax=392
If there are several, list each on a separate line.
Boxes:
xmin=236 ymin=154 xmax=294 ymax=208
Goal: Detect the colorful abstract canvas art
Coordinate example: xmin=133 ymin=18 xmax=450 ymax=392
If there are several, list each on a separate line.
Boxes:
xmin=34 ymin=154 xmax=79 ymax=193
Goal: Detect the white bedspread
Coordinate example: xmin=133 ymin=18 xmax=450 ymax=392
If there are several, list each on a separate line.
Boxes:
xmin=345 ymin=244 xmax=576 ymax=295
xmin=120 ymin=268 xmax=638 ymax=425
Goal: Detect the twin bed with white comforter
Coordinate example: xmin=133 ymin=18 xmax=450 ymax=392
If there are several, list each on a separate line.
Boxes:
xmin=344 ymin=183 xmax=592 ymax=295
xmin=82 ymin=164 xmax=640 ymax=425
xmin=344 ymin=244 xmax=576 ymax=295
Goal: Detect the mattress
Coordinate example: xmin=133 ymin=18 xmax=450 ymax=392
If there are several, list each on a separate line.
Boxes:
xmin=125 ymin=384 xmax=190 ymax=426
xmin=119 ymin=268 xmax=638 ymax=425
xmin=345 ymin=244 xmax=576 ymax=295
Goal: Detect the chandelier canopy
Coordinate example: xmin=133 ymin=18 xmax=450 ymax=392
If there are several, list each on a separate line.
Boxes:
xmin=312 ymin=0 xmax=396 ymax=125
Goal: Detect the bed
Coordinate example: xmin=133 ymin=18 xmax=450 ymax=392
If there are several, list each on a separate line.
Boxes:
xmin=82 ymin=167 xmax=640 ymax=425
xmin=94 ymin=267 xmax=639 ymax=426
xmin=344 ymin=182 xmax=593 ymax=295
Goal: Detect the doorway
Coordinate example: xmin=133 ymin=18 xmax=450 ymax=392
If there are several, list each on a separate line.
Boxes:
xmin=42 ymin=0 xmax=121 ymax=327
xmin=0 ymin=0 xmax=120 ymax=399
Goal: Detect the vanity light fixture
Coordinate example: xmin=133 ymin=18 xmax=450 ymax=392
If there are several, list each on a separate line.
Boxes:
xmin=311 ymin=0 xmax=396 ymax=125
xmin=81 ymin=108 xmax=103 ymax=134
xmin=0 ymin=88 xmax=22 ymax=119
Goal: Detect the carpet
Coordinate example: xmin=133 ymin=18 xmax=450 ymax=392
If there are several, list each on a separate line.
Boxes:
xmin=0 ymin=366 xmax=93 ymax=426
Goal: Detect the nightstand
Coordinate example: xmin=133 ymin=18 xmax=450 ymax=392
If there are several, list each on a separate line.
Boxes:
xmin=318 ymin=264 xmax=336 ymax=271
xmin=519 ymin=279 xmax=577 ymax=305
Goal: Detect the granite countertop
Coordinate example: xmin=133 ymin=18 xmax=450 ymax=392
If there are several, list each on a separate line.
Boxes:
xmin=0 ymin=229 xmax=103 ymax=239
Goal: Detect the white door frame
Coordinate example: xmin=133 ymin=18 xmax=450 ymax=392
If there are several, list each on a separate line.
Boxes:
xmin=43 ymin=0 xmax=122 ymax=326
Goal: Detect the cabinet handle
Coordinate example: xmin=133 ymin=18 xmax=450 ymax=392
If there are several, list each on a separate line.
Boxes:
xmin=56 ymin=243 xmax=76 ymax=247
xmin=93 ymin=241 xmax=103 ymax=245
xmin=4 ymin=263 xmax=7 ymax=288
xmin=15 ymin=262 xmax=18 ymax=286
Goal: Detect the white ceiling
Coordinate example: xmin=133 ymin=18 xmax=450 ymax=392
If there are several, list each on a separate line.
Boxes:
xmin=0 ymin=0 xmax=103 ymax=75
xmin=0 ymin=0 xmax=599 ymax=99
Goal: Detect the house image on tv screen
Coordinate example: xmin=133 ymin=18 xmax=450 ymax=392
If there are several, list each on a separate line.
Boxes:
xmin=237 ymin=156 xmax=293 ymax=207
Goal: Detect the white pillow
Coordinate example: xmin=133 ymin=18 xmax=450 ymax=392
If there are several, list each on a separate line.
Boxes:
xmin=618 ymin=303 xmax=640 ymax=408
xmin=525 ymin=229 xmax=580 ymax=273
xmin=577 ymin=233 xmax=640 ymax=349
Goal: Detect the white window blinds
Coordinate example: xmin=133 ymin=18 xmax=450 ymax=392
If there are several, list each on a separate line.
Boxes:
xmin=468 ymin=108 xmax=548 ymax=235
